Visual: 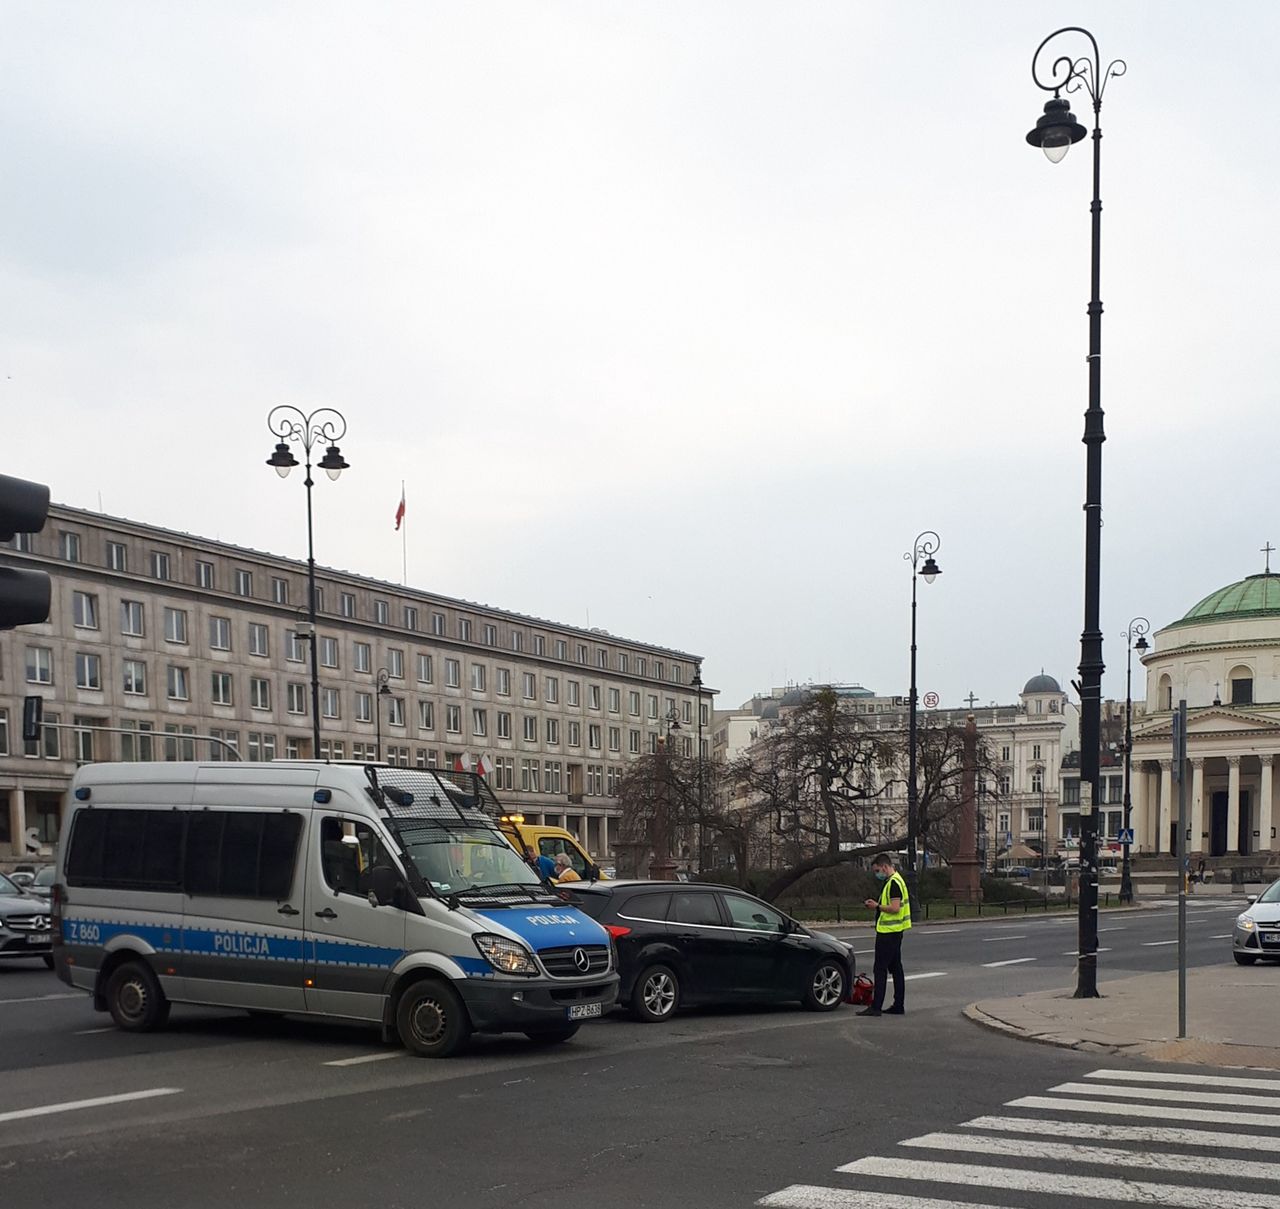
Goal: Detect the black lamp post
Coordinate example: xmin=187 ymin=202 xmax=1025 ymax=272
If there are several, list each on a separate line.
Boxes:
xmin=692 ymin=668 xmax=706 ymax=872
xmin=904 ymin=530 xmax=941 ymax=899
xmin=374 ymin=667 xmax=391 ymax=763
xmin=1032 ymin=761 xmax=1047 ymax=879
xmin=266 ymin=406 xmax=349 ymax=760
xmin=1025 ymin=27 xmax=1125 ymax=998
xmin=1120 ymin=617 xmax=1150 ymax=904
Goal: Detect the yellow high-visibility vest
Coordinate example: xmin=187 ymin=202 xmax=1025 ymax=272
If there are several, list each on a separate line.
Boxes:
xmin=876 ymin=871 xmax=912 ymax=934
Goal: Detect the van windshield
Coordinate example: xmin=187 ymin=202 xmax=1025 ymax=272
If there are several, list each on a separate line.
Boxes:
xmin=398 ymin=826 xmax=543 ymax=897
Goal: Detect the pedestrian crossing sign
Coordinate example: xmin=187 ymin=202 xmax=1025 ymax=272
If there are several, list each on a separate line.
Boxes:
xmin=1116 ymin=827 xmax=1135 ymax=844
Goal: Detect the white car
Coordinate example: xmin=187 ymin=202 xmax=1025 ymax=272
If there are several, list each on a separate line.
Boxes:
xmin=1232 ymin=878 xmax=1280 ymax=965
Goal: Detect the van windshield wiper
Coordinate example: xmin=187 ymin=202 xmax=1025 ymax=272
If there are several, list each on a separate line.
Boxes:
xmin=455 ymin=882 xmax=560 ymax=904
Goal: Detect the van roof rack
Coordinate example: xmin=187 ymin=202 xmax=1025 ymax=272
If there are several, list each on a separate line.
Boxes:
xmin=364 ymin=766 xmax=503 ymax=826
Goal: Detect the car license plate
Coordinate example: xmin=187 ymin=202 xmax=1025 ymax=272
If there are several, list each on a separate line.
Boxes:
xmin=1263 ymin=932 xmax=1280 ymax=944
xmin=567 ymin=1002 xmax=602 ymax=1021
xmin=24 ymin=935 xmax=44 ymax=945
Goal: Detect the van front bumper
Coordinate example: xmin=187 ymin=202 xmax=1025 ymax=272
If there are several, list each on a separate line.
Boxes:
xmin=457 ymin=974 xmax=619 ymax=1033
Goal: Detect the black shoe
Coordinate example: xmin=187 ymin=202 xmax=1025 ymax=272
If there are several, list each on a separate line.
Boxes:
xmin=856 ymin=1007 xmax=881 ymax=1017
xmin=885 ymin=1005 xmax=904 ymax=1015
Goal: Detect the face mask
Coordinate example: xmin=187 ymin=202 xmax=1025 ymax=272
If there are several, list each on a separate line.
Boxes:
xmin=874 ymin=871 xmax=888 ymax=881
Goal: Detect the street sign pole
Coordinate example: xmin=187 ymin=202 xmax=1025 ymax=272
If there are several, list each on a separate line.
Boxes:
xmin=1173 ymin=699 xmax=1188 ymax=1038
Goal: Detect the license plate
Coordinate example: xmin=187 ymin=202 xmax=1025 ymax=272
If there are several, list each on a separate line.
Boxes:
xmin=24 ymin=935 xmax=46 ymax=945
xmin=1263 ymin=932 xmax=1280 ymax=944
xmin=567 ymin=1002 xmax=602 ymax=1021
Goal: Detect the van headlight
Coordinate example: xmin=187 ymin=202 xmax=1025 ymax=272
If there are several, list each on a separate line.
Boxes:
xmin=474 ymin=934 xmax=539 ymax=976
xmin=1237 ymin=915 xmax=1256 ymax=931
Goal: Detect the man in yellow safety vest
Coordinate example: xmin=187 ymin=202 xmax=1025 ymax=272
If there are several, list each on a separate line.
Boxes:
xmin=858 ymin=852 xmax=911 ymax=1017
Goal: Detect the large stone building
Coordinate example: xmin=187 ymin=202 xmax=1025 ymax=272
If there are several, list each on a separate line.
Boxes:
xmin=0 ymin=504 xmax=709 ymax=863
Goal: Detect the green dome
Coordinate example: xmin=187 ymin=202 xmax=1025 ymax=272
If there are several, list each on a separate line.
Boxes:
xmin=1170 ymin=573 xmax=1280 ymax=628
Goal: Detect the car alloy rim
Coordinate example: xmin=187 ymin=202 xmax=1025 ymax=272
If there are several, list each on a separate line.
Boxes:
xmin=644 ymin=972 xmax=675 ymax=1015
xmin=410 ymin=997 xmax=447 ymax=1045
xmin=813 ymin=964 xmax=842 ymax=1007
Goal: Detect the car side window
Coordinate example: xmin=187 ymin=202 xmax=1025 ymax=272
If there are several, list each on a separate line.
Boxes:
xmin=671 ymin=891 xmax=721 ymax=926
xmin=722 ymin=893 xmax=785 ymax=932
xmin=620 ymin=892 xmax=672 ymax=922
xmin=320 ymin=817 xmax=396 ymax=897
xmin=539 ymin=836 xmax=588 ymax=876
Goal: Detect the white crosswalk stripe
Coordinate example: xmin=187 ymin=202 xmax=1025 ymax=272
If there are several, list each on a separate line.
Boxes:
xmin=755 ymin=1065 xmax=1280 ymax=1208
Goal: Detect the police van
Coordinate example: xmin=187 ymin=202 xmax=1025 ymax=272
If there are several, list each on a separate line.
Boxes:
xmin=52 ymin=761 xmax=618 ymax=1057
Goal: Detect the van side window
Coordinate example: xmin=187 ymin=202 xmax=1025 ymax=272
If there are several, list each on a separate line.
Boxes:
xmin=185 ymin=811 xmax=302 ymax=900
xmin=66 ymin=809 xmax=184 ymax=891
xmin=538 ymin=836 xmax=588 ymax=877
xmin=320 ymin=817 xmax=395 ymax=897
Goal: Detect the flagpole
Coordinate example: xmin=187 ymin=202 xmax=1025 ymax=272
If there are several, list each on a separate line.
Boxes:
xmin=400 ymin=479 xmax=407 ymax=585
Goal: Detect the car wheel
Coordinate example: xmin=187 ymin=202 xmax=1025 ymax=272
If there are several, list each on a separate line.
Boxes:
xmin=396 ymin=979 xmax=472 ymax=1058
xmin=630 ymin=964 xmax=679 ymax=1022
xmin=1234 ymin=952 xmax=1259 ymax=966
xmin=523 ymin=1025 xmax=580 ymax=1045
xmin=105 ymin=960 xmax=171 ymax=1032
xmin=41 ymin=954 xmax=55 ymax=970
xmin=802 ymin=959 xmax=846 ymax=1011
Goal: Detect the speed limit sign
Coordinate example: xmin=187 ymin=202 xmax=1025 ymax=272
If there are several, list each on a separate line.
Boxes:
xmin=922 ymin=691 xmax=940 ymax=709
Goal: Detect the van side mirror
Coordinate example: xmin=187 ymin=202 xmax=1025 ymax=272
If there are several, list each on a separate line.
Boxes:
xmin=587 ymin=864 xmax=601 ymax=881
xmin=369 ymin=865 xmax=399 ymax=907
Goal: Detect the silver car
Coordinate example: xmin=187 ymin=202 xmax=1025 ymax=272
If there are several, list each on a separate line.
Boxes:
xmin=0 ymin=872 xmax=55 ymax=969
xmin=1232 ymin=878 xmax=1280 ymax=965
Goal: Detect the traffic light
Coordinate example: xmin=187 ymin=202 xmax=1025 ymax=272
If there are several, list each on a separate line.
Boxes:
xmin=0 ymin=473 xmax=52 ymax=630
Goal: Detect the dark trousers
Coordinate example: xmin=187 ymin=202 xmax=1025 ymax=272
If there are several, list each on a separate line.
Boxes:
xmin=872 ymin=930 xmax=905 ymax=1010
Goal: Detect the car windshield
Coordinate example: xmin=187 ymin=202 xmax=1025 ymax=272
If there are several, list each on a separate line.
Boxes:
xmin=0 ymin=874 xmax=20 ymax=896
xmin=1256 ymin=879 xmax=1280 ymax=905
xmin=33 ymin=867 xmax=55 ymax=887
xmin=397 ymin=826 xmax=543 ymax=896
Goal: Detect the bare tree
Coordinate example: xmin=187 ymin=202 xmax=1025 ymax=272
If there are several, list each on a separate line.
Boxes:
xmin=909 ymin=716 xmax=1002 ymax=864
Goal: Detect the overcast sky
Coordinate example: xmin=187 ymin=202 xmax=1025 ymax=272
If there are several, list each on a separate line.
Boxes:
xmin=4 ymin=2 xmax=1276 ymax=713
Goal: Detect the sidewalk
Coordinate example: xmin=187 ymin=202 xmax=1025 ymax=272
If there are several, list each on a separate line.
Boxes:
xmin=967 ymin=963 xmax=1280 ymax=1070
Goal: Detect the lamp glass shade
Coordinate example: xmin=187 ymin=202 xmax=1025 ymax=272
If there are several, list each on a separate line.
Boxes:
xmin=268 ymin=442 xmax=298 ymax=477
xmin=320 ymin=444 xmax=349 ymax=480
xmin=1042 ymin=140 xmax=1070 ymax=164
xmin=1134 ymin=635 xmax=1149 ymax=652
xmin=920 ymin=557 xmax=941 ymax=584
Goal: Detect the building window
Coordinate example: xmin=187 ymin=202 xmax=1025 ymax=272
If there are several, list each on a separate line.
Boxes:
xmin=472 ymin=708 xmax=487 ymax=737
xmin=76 ymin=652 xmax=102 ymax=690
xmin=356 ymin=692 xmax=372 ymax=723
xmin=629 ymin=729 xmax=641 ymax=754
xmin=629 ymin=691 xmax=640 ymax=717
xmin=567 ymin=680 xmax=580 ymax=707
xmin=418 ymin=701 xmax=435 ymax=731
xmin=1032 ymin=744 xmax=1042 ymax=761
xmin=73 ymin=591 xmax=98 ymax=629
xmin=405 ymin=606 xmax=419 ymax=631
xmin=387 ymin=698 xmax=405 ymax=727
xmin=287 ymin=683 xmax=307 ymax=715
xmin=472 ymin=664 xmax=487 ymax=692
xmin=354 ymin=642 xmax=371 ymax=674
xmin=250 ymin=678 xmax=271 ymax=711
xmin=248 ymin=623 xmax=270 ymax=657
xmin=320 ymin=637 xmax=339 ymax=668
xmin=271 ymin=577 xmax=289 ymax=604
xmin=386 ymin=648 xmax=404 ymax=679
xmin=608 ymin=726 xmax=621 ymax=752
xmin=1031 ymin=771 xmax=1043 ymax=793
xmin=1001 ymin=745 xmax=1011 ymax=762
xmin=637 ymin=658 xmax=647 ymax=677
xmin=164 ymin=607 xmax=188 ymax=644
xmin=432 ymin=612 xmax=445 ymax=636
xmin=61 ymin=531 xmax=81 ymax=562
xmin=286 ymin=631 xmax=305 ymax=663
xmin=446 ymin=658 xmax=461 ymax=688
xmin=235 ymin=569 xmax=253 ymax=597
xmin=121 ymin=600 xmax=145 ymax=637
xmin=167 ymin=665 xmax=189 ymax=701
xmin=122 ymin=659 xmax=147 ymax=696
xmin=209 ymin=616 xmax=231 ymax=651
xmin=496 ymin=667 xmax=510 ymax=696
xmin=375 ymin=599 xmax=389 ymax=624
xmin=510 ymin=630 xmax=522 ymax=652
xmin=555 ymin=639 xmax=567 ymax=660
xmin=533 ymin=635 xmax=545 ymax=657
xmin=545 ymin=676 xmax=558 ymax=704
xmin=589 ymin=685 xmax=602 ymax=710
xmin=1232 ymin=676 xmax=1254 ymax=706
xmin=609 ymin=688 xmax=621 ymax=714
xmin=522 ymin=673 xmax=536 ymax=700
xmin=577 ymin=643 xmax=588 ymax=664
xmin=588 ymin=724 xmax=602 ymax=750
xmin=341 ymin=592 xmax=356 ymax=618
xmin=446 ymin=705 xmax=462 ymax=734
xmin=196 ymin=560 xmax=214 ymax=589
xmin=150 ymin=551 xmax=171 ymax=580
xmin=647 ymin=694 xmax=658 ymax=719
xmin=459 ymin=618 xmax=472 ymax=642
xmin=497 ymin=711 xmax=511 ymax=739
xmin=597 ymin=649 xmax=608 ymax=669
xmin=321 ymin=688 xmax=340 ymax=719
xmin=546 ymin=718 xmax=559 ymax=745
xmin=107 ymin=541 xmax=128 ymax=571
xmin=483 ymin=624 xmax=497 ymax=646
xmin=619 ymin=653 xmax=629 ymax=674
xmin=568 ymin=721 xmax=581 ymax=747
xmin=211 ymin=672 xmax=234 ymax=706
xmin=417 ymin=652 xmax=433 ymax=684
xmin=523 ymin=715 xmax=537 ymax=742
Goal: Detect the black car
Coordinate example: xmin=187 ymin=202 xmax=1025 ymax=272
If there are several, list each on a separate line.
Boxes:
xmin=564 ymin=880 xmax=853 ymax=1022
xmin=0 ymin=871 xmax=54 ymax=968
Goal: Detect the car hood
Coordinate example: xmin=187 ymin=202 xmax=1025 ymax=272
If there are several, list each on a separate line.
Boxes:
xmin=0 ymin=894 xmax=48 ymax=919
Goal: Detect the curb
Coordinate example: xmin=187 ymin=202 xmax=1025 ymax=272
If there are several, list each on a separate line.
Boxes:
xmin=962 ymin=1002 xmax=1139 ymax=1056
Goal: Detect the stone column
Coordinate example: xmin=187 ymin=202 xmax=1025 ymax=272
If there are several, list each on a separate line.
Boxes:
xmin=1159 ymin=761 xmax=1173 ymax=855
xmin=1227 ymin=756 xmax=1241 ymax=854
xmin=9 ymin=788 xmax=26 ymax=860
xmin=1190 ymin=759 xmax=1206 ymax=857
xmin=949 ymin=715 xmax=982 ymax=903
xmin=1133 ymin=764 xmax=1149 ymax=853
xmin=1260 ymin=757 xmax=1274 ymax=857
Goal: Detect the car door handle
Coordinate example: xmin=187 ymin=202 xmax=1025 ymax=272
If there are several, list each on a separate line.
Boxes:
xmin=314 ymin=908 xmax=338 ymax=919
xmin=277 ymin=904 xmax=300 ymax=916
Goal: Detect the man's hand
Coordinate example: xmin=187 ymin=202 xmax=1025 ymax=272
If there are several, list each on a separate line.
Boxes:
xmin=863 ymin=898 xmax=877 ymax=910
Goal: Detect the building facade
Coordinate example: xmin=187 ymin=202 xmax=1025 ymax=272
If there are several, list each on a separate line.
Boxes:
xmin=0 ymin=504 xmax=709 ymax=863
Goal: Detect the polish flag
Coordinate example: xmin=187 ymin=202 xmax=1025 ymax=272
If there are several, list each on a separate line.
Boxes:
xmin=394 ymin=489 xmax=406 ymax=531
xmin=453 ymin=752 xmax=471 ymax=773
xmin=475 ymin=754 xmax=491 ymax=778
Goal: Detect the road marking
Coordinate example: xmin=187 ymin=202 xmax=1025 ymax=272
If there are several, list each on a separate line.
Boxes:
xmin=837 ymin=1155 xmax=1274 ymax=1207
xmin=760 ymin=1189 xmax=1010 ymax=1209
xmin=0 ymin=992 xmax=82 ymax=1007
xmin=850 ymin=949 xmax=873 ymax=955
xmin=1061 ymin=947 xmax=1112 ymax=956
xmin=1211 ymin=933 xmax=1232 ymax=939
xmin=1051 ymin=1081 xmax=1280 ymax=1109
xmin=0 ymin=1088 xmax=181 ymax=1124
xmin=72 ymin=1027 xmax=116 ymax=1035
xmin=323 ymin=1051 xmax=403 ymax=1067
xmin=1084 ymin=1068 xmax=1280 ymax=1093
xmin=981 ymin=958 xmax=1036 ymax=968
xmin=964 ymin=1113 xmax=1280 ymax=1151
xmin=900 ymin=1131 xmax=1280 ymax=1181
xmin=902 ymin=971 xmax=946 ymax=981
xmin=1141 ymin=939 xmax=1178 ymax=946
xmin=980 ymin=935 xmax=1027 ymax=942
xmin=1097 ymin=926 xmax=1125 ymax=932
xmin=1008 ymin=1095 xmax=1280 ymax=1128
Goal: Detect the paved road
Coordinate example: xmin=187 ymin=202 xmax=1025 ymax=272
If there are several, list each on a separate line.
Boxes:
xmin=0 ymin=898 xmax=1262 ymax=1208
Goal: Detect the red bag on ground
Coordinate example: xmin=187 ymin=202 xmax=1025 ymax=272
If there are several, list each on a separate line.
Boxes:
xmin=847 ymin=973 xmax=874 ymax=1006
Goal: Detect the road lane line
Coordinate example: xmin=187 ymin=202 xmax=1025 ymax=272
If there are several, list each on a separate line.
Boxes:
xmin=760 ymin=1189 xmax=1011 ymax=1209
xmin=1211 ymin=933 xmax=1232 ymax=939
xmin=1007 ymin=1095 xmax=1280 ymax=1127
xmin=72 ymin=1027 xmax=116 ymax=1035
xmin=1097 ymin=926 xmax=1125 ymax=932
xmin=1141 ymin=939 xmax=1178 ymax=946
xmin=902 ymin=971 xmax=946 ymax=981
xmin=1061 ymin=947 xmax=1112 ymax=955
xmin=1084 ymin=1069 xmax=1280 ymax=1093
xmin=324 ymin=1051 xmax=404 ymax=1067
xmin=981 ymin=958 xmax=1036 ymax=968
xmin=980 ymin=935 xmax=1027 ymax=942
xmin=1049 ymin=1081 xmax=1280 ymax=1108
xmin=963 ymin=1114 xmax=1275 ymax=1151
xmin=0 ymin=992 xmax=82 ymax=1007
xmin=899 ymin=1131 xmax=1280 ymax=1181
xmin=837 ymin=1155 xmax=1275 ymax=1207
xmin=0 ymin=1088 xmax=181 ymax=1124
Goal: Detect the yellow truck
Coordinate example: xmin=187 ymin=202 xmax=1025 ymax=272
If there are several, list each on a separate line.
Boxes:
xmin=496 ymin=813 xmax=607 ymax=881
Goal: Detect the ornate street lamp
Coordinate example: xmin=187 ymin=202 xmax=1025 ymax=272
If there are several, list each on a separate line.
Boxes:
xmin=266 ymin=406 xmax=349 ymax=759
xmin=1025 ymin=27 xmax=1125 ymax=998
xmin=1120 ymin=617 xmax=1150 ymax=904
xmin=904 ymin=530 xmax=941 ymax=899
xmin=374 ymin=667 xmax=392 ymax=763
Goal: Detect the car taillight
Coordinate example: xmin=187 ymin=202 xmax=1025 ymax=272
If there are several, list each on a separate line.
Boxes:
xmin=604 ymin=925 xmax=631 ymax=938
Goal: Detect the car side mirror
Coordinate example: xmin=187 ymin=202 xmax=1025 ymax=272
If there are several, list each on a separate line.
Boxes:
xmin=587 ymin=864 xmax=601 ymax=881
xmin=1247 ymin=894 xmax=1259 ymax=905
xmin=369 ymin=865 xmax=399 ymax=908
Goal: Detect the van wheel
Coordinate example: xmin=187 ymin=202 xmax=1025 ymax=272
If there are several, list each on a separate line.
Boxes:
xmin=524 ymin=1025 xmax=579 ymax=1045
xmin=105 ymin=961 xmax=170 ymax=1032
xmin=802 ymin=960 xmax=846 ymax=1011
xmin=630 ymin=964 xmax=679 ymax=1022
xmin=41 ymin=954 xmax=55 ymax=970
xmin=396 ymin=980 xmax=472 ymax=1058
xmin=1235 ymin=953 xmax=1259 ymax=965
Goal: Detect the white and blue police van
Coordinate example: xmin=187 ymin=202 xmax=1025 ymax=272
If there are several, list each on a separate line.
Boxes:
xmin=52 ymin=761 xmax=617 ymax=1057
